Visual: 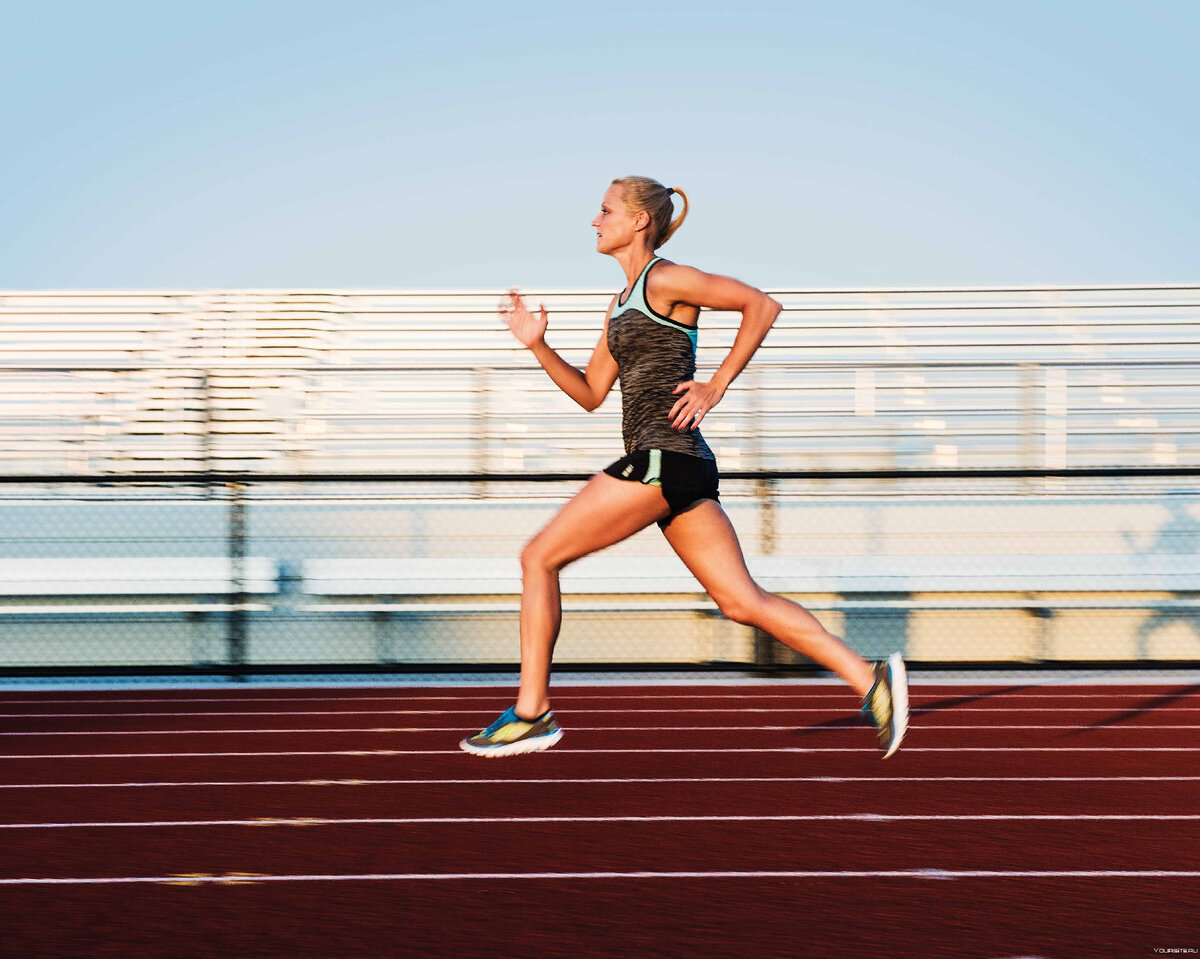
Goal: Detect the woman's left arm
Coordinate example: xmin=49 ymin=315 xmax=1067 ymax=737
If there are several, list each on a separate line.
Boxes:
xmin=652 ymin=263 xmax=783 ymax=431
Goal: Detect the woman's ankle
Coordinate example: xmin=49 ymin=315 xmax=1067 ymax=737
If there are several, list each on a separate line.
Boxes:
xmin=514 ymin=699 xmax=551 ymax=720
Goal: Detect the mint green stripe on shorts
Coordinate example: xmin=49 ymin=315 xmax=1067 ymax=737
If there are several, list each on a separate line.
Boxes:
xmin=642 ymin=448 xmax=662 ymax=487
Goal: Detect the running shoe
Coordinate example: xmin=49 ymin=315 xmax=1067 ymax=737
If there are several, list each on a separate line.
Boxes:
xmin=460 ymin=706 xmax=563 ymax=758
xmin=861 ymin=652 xmax=909 ymax=759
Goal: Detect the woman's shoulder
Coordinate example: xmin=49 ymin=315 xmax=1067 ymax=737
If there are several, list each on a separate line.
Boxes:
xmin=649 ymin=262 xmax=771 ymax=313
xmin=646 ymin=260 xmax=710 ymax=298
xmin=647 ymin=259 xmax=707 ymax=284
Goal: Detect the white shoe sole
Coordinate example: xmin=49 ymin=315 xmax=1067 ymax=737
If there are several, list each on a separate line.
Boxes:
xmin=459 ymin=728 xmax=563 ymax=758
xmin=882 ymin=652 xmax=909 ymax=759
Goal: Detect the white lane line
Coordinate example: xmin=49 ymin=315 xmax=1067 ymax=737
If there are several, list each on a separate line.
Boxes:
xmin=4 ymin=691 xmax=1190 ymax=705
xmin=3 ymin=775 xmax=1199 ymax=790
xmin=3 ymin=869 xmax=1200 ymax=885
xmin=5 ymin=706 xmax=1199 ymax=718
xmin=5 ymin=813 xmax=1200 ymax=830
xmin=3 ymin=723 xmax=1197 ymax=737
xmin=5 ymin=746 xmax=1200 ymax=759
xmin=3 ymin=691 xmax=1191 ymax=706
xmin=0 ymin=694 xmax=840 ymax=706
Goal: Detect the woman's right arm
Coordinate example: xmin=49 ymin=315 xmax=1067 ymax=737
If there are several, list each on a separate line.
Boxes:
xmin=501 ymin=290 xmax=618 ymax=413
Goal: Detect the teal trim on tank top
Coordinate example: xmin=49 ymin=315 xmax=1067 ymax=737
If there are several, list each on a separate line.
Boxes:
xmin=615 ymin=257 xmax=699 ymax=351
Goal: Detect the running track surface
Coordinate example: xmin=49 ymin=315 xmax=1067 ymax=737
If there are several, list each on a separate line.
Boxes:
xmin=1 ymin=682 xmax=1198 ymax=959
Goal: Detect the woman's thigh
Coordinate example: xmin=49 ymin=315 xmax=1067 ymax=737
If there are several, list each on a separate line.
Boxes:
xmin=524 ymin=472 xmax=672 ymax=571
xmin=660 ymin=499 xmax=761 ymax=616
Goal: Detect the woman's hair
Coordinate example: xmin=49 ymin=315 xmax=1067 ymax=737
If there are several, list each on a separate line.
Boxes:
xmin=611 ymin=176 xmax=689 ymax=249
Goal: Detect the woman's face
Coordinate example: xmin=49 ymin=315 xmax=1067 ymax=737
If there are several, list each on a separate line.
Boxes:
xmin=591 ymin=185 xmax=640 ymax=255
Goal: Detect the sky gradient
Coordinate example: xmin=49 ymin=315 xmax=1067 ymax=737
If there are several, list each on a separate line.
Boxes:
xmin=3 ymin=0 xmax=1197 ymax=291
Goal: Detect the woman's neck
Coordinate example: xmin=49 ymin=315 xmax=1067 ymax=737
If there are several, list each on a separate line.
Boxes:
xmin=613 ymin=247 xmax=657 ymax=288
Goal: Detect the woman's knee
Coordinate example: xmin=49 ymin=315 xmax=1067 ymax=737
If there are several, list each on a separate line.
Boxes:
xmin=714 ymin=586 xmax=767 ymax=626
xmin=521 ymin=536 xmax=567 ymax=575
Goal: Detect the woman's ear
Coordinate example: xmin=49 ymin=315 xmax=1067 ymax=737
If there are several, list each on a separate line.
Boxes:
xmin=634 ymin=210 xmax=651 ymax=232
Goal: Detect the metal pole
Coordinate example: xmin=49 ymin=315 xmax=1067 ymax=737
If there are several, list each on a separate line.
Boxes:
xmin=201 ymin=371 xmax=214 ymax=499
xmin=749 ymin=368 xmax=776 ymax=670
xmin=474 ymin=367 xmax=489 ymax=498
xmin=1019 ymin=363 xmax=1039 ymax=490
xmin=227 ymin=481 xmax=247 ymax=679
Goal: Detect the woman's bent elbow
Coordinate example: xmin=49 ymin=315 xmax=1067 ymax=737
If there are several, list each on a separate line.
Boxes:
xmin=580 ymin=388 xmax=610 ymax=412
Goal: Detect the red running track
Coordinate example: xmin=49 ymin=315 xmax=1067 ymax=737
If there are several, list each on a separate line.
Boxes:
xmin=0 ymin=682 xmax=1198 ymax=958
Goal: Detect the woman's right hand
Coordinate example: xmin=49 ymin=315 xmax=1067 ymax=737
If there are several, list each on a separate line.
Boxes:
xmin=500 ymin=289 xmax=547 ymax=349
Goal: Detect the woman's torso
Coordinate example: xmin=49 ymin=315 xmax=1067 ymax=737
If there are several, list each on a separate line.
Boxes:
xmin=606 ymin=257 xmax=714 ymax=460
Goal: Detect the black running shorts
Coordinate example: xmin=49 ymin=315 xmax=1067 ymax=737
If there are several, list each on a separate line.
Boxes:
xmin=603 ymin=448 xmax=720 ymax=530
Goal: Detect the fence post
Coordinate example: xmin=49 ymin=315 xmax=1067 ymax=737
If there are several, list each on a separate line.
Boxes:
xmin=1043 ymin=366 xmax=1068 ymax=469
xmin=474 ymin=366 xmax=489 ymax=497
xmin=1019 ymin=363 xmax=1040 ymax=489
xmin=227 ymin=481 xmax=247 ymax=679
xmin=201 ymin=371 xmax=215 ymax=499
xmin=748 ymin=368 xmax=777 ymax=670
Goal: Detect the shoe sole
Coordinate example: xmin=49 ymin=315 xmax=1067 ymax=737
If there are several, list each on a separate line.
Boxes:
xmin=882 ymin=652 xmax=909 ymax=759
xmin=459 ymin=728 xmax=563 ymax=758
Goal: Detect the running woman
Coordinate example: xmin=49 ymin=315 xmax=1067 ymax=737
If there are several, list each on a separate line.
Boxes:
xmin=461 ymin=176 xmax=908 ymax=759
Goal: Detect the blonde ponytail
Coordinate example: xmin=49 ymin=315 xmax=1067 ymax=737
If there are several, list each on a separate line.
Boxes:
xmin=661 ymin=187 xmax=689 ymax=246
xmin=611 ymin=176 xmax=689 ymax=249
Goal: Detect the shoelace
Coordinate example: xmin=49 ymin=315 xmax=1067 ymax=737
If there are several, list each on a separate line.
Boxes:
xmin=482 ymin=707 xmax=521 ymax=736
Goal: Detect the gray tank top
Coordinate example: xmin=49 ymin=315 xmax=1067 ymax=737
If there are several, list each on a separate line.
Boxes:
xmin=606 ymin=257 xmax=715 ymax=460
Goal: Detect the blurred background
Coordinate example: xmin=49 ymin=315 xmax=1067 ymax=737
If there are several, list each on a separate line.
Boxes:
xmin=1 ymin=288 xmax=1197 ymax=673
xmin=2 ymin=1 xmax=1197 ymax=675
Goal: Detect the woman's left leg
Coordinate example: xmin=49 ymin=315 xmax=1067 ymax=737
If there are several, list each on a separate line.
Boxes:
xmin=662 ymin=500 xmax=876 ymax=697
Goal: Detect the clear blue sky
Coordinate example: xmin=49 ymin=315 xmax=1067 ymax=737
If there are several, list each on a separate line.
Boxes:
xmin=3 ymin=0 xmax=1197 ymax=290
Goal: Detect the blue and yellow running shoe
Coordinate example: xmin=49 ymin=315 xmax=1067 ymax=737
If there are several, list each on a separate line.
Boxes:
xmin=861 ymin=652 xmax=909 ymax=759
xmin=460 ymin=706 xmax=563 ymax=758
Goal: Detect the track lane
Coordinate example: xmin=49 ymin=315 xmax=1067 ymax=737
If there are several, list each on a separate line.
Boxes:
xmin=3 ymin=707 xmax=1197 ymax=732
xmin=1 ymin=725 xmax=1198 ymax=759
xmin=2 ymin=818 xmax=1198 ymax=880
xmin=0 ymin=683 xmax=1195 ymax=716
xmin=3 ymin=747 xmax=1198 ymax=786
xmin=1 ymin=876 xmax=1195 ymax=959
xmin=2 ymin=777 xmax=1199 ymax=824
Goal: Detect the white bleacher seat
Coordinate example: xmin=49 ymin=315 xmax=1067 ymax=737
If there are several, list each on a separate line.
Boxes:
xmin=0 ymin=557 xmax=278 ymax=611
xmin=747 ymin=553 xmax=1200 ymax=594
xmin=300 ymin=556 xmax=717 ymax=614
xmin=303 ymin=556 xmax=702 ymax=597
xmin=299 ymin=553 xmax=1200 ymax=616
xmin=0 ymin=557 xmax=278 ymax=596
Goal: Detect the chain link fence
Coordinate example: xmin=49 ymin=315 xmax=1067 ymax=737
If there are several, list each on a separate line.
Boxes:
xmin=1 ymin=471 xmax=1197 ymax=676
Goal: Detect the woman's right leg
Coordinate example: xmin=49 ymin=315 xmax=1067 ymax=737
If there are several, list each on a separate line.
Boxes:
xmin=515 ymin=472 xmax=670 ymax=718
xmin=661 ymin=499 xmax=876 ymax=695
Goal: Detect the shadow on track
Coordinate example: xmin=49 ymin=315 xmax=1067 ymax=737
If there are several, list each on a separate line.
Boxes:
xmin=907 ymin=683 xmax=1046 ymax=715
xmin=1065 ymin=682 xmax=1200 ymax=734
xmin=790 ymin=683 xmax=1047 ymax=733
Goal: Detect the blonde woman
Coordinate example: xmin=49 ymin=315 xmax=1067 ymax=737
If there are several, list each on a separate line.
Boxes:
xmin=461 ymin=176 xmax=908 ymax=758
